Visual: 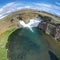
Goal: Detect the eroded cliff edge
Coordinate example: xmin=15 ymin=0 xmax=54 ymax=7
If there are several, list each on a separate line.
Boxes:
xmin=0 ymin=9 xmax=60 ymax=41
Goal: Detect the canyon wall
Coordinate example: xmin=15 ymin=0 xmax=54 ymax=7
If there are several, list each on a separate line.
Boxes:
xmin=39 ymin=17 xmax=60 ymax=41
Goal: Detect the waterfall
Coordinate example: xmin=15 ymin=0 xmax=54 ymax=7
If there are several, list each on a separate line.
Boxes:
xmin=19 ymin=18 xmax=42 ymax=32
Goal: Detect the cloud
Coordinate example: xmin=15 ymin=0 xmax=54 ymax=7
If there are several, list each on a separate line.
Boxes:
xmin=0 ymin=2 xmax=22 ymax=19
xmin=0 ymin=2 xmax=35 ymax=19
xmin=24 ymin=6 xmax=31 ymax=8
xmin=35 ymin=3 xmax=60 ymax=10
xmin=17 ymin=6 xmax=32 ymax=10
xmin=34 ymin=3 xmax=60 ymax=16
xmin=0 ymin=2 xmax=60 ymax=19
xmin=0 ymin=2 xmax=34 ymax=19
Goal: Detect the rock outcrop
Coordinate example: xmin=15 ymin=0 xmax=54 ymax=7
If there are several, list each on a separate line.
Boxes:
xmin=38 ymin=16 xmax=60 ymax=41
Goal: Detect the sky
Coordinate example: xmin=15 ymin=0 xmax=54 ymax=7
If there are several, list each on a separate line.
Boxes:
xmin=0 ymin=0 xmax=60 ymax=19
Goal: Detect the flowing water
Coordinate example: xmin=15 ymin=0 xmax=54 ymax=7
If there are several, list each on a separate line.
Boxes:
xmin=7 ymin=27 xmax=51 ymax=60
xmin=6 ymin=19 xmax=59 ymax=60
xmin=19 ymin=18 xmax=41 ymax=32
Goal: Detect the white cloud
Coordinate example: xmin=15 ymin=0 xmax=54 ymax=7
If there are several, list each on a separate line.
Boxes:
xmin=16 ymin=6 xmax=32 ymax=10
xmin=24 ymin=6 xmax=31 ymax=8
xmin=17 ymin=7 xmax=24 ymax=10
xmin=0 ymin=2 xmax=35 ymax=19
xmin=35 ymin=3 xmax=60 ymax=10
xmin=34 ymin=3 xmax=60 ymax=16
xmin=0 ymin=2 xmax=22 ymax=19
xmin=0 ymin=2 xmax=60 ymax=19
xmin=0 ymin=15 xmax=7 ymax=19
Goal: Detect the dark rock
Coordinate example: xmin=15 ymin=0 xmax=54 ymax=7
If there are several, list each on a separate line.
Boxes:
xmin=57 ymin=38 xmax=60 ymax=42
xmin=38 ymin=22 xmax=47 ymax=32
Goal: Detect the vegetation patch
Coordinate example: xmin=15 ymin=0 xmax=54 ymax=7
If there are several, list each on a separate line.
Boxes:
xmin=0 ymin=28 xmax=17 ymax=60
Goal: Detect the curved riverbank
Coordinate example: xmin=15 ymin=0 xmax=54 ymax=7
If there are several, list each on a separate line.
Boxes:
xmin=6 ymin=27 xmax=51 ymax=60
xmin=42 ymin=31 xmax=60 ymax=60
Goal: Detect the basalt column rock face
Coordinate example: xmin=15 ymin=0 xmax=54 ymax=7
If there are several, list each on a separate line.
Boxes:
xmin=38 ymin=22 xmax=47 ymax=32
xmin=55 ymin=24 xmax=60 ymax=41
xmin=38 ymin=16 xmax=60 ymax=41
xmin=46 ymin=23 xmax=60 ymax=41
xmin=46 ymin=23 xmax=56 ymax=37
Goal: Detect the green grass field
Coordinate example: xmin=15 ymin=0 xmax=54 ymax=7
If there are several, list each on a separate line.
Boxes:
xmin=0 ymin=28 xmax=16 ymax=60
xmin=0 ymin=28 xmax=60 ymax=60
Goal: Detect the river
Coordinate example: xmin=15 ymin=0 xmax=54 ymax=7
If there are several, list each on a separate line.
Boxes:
xmin=6 ymin=18 xmax=59 ymax=60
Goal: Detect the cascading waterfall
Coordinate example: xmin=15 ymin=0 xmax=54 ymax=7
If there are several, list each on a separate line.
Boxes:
xmin=19 ymin=17 xmax=42 ymax=32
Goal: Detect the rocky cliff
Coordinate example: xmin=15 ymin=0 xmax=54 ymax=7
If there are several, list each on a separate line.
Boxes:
xmin=38 ymin=16 xmax=60 ymax=41
xmin=0 ymin=9 xmax=60 ymax=41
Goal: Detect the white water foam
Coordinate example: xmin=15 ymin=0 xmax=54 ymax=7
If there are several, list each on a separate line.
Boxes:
xmin=19 ymin=18 xmax=42 ymax=32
